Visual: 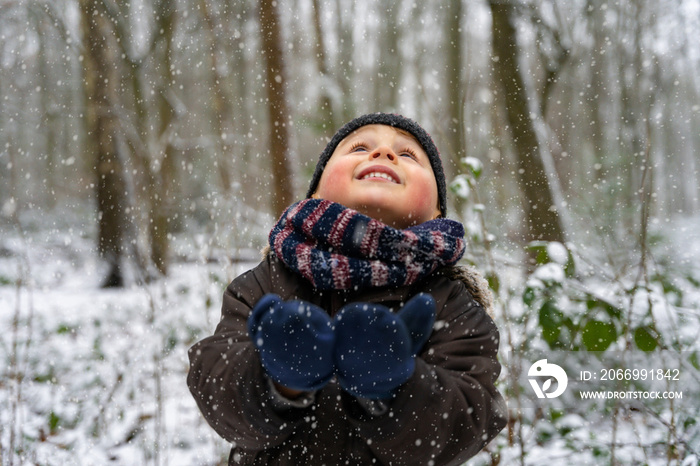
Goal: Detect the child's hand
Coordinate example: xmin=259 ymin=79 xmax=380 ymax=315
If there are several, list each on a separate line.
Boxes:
xmin=248 ymin=294 xmax=336 ymax=392
xmin=333 ymin=293 xmax=436 ymax=400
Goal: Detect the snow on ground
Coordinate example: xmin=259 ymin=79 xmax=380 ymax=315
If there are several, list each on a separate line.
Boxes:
xmin=0 ymin=216 xmax=239 ymax=465
xmin=1 ymin=210 xmax=699 ymax=465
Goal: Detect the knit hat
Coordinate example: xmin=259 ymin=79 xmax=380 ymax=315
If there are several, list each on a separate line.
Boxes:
xmin=306 ymin=113 xmax=447 ymax=217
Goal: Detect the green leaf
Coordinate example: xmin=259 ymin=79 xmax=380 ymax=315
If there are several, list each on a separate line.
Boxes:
xmin=539 ymin=301 xmax=563 ymax=328
xmin=461 ymin=157 xmax=483 ymax=179
xmin=526 ymin=241 xmax=550 ymax=265
xmin=49 ymin=411 xmax=60 ymax=434
xmin=634 ymin=326 xmax=658 ymax=352
xmin=56 ymin=324 xmax=77 ymax=335
xmin=586 ymin=298 xmax=623 ymax=321
xmin=486 ymin=272 xmax=500 ymax=295
xmin=549 ymin=408 xmax=564 ymax=422
xmin=689 ymin=351 xmax=700 ymax=371
xmin=525 ymin=241 xmax=576 ymax=276
xmin=563 ymin=249 xmax=576 ymax=278
xmin=563 ymin=316 xmax=577 ymax=332
xmin=449 ymin=175 xmax=470 ymax=200
xmin=539 ymin=301 xmax=563 ymax=346
xmin=602 ymin=302 xmax=623 ymax=320
xmin=165 ymin=329 xmax=178 ymax=352
xmin=582 ymin=320 xmax=617 ymax=351
xmin=523 ymin=286 xmax=537 ymax=306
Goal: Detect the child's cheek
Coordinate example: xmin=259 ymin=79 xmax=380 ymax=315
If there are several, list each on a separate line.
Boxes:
xmin=407 ymin=178 xmax=439 ymax=218
xmin=321 ymin=169 xmax=344 ymax=189
xmin=410 ymin=182 xmax=434 ymax=207
xmin=412 ymin=194 xmax=434 ymax=215
xmin=316 ymin=165 xmax=349 ymax=200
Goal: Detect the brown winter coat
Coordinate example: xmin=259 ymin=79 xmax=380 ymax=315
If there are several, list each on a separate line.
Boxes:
xmin=187 ymin=253 xmax=507 ymax=465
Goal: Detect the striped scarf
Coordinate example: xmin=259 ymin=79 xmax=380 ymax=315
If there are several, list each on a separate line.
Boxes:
xmin=269 ymin=199 xmax=465 ymax=291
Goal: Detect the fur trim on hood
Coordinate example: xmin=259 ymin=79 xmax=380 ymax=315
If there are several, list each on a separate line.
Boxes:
xmin=437 ymin=264 xmax=494 ymax=317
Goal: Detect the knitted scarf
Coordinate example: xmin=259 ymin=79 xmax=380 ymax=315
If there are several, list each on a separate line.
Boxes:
xmin=269 ymin=199 xmax=466 ymax=291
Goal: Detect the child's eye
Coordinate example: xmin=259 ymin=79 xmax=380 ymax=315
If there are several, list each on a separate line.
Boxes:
xmin=349 ymin=142 xmax=368 ymax=153
xmin=400 ymin=148 xmax=418 ymax=160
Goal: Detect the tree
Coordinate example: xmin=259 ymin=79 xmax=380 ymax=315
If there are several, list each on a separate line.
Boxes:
xmin=259 ymin=0 xmax=295 ymax=217
xmin=80 ymin=0 xmax=128 ymax=287
xmin=373 ymin=1 xmax=401 ymax=111
xmin=148 ymin=1 xmax=178 ymax=275
xmin=311 ymin=0 xmax=336 ymax=138
xmin=200 ymin=0 xmax=235 ymax=193
xmin=445 ymin=0 xmax=468 ymax=215
xmin=489 ymin=0 xmax=566 ymax=248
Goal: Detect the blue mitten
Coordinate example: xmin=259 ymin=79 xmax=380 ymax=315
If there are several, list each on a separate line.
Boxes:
xmin=333 ymin=293 xmax=436 ymax=399
xmin=247 ymin=294 xmax=335 ymax=391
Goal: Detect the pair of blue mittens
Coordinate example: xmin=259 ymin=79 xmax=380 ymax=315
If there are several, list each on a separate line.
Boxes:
xmin=247 ymin=293 xmax=436 ymax=400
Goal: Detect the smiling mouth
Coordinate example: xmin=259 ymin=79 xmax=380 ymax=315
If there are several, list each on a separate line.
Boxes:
xmin=359 ymin=172 xmax=399 ymax=183
xmin=357 ymin=166 xmax=401 ymax=184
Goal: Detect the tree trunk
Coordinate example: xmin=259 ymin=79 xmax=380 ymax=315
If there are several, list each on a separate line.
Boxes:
xmin=124 ymin=59 xmax=156 ymax=280
xmin=445 ymin=0 xmax=467 ymax=216
xmin=149 ymin=3 xmax=178 ymax=275
xmin=311 ymin=0 xmax=336 ymax=138
xmin=39 ymin=20 xmax=58 ymax=210
xmin=80 ymin=0 xmax=127 ymax=287
xmin=617 ymin=1 xmax=647 ymax=233
xmin=585 ymin=0 xmax=608 ymax=184
xmin=259 ymin=0 xmax=295 ymax=217
xmin=489 ymin=1 xmax=565 ymax=247
xmin=334 ymin=0 xmax=356 ymax=122
xmin=200 ymin=0 xmax=234 ymax=193
xmin=374 ymin=1 xmax=400 ymax=111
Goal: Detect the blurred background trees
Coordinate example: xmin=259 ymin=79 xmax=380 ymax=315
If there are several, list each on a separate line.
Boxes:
xmin=2 ymin=0 xmax=700 ymax=463
xmin=1 ymin=0 xmax=698 ymax=277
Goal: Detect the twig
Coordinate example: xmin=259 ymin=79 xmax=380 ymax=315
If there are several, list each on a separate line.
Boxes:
xmin=5 ymin=142 xmax=36 ymax=466
xmin=144 ymin=279 xmax=167 ymax=466
xmin=637 ymin=403 xmax=700 ymax=458
xmin=91 ymin=372 xmax=124 ymax=437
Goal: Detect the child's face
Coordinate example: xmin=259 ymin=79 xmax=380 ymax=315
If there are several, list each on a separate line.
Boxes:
xmin=312 ymin=125 xmax=441 ymax=229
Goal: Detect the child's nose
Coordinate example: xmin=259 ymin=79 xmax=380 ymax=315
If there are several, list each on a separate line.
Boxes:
xmin=370 ymin=146 xmax=397 ymax=163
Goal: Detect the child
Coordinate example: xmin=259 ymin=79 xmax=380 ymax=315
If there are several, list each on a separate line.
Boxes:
xmin=188 ymin=113 xmax=507 ymax=465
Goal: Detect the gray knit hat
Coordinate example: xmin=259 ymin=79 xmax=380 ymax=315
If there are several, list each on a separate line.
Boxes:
xmin=306 ymin=113 xmax=447 ymax=217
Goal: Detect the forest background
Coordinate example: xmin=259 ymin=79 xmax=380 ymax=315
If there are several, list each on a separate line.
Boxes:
xmin=1 ymin=0 xmax=700 ymax=464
